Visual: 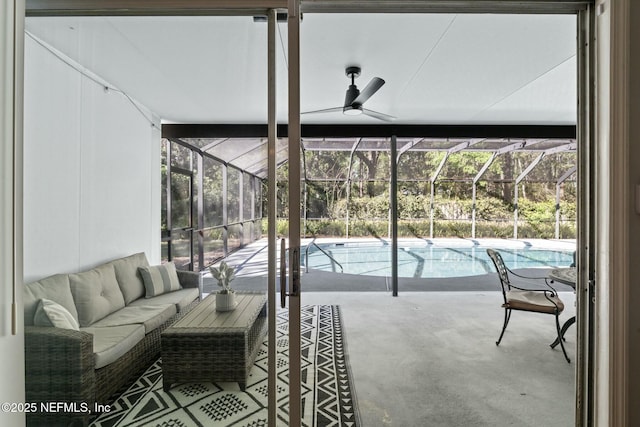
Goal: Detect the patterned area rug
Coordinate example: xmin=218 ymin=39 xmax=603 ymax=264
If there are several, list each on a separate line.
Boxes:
xmin=90 ymin=305 xmax=359 ymax=426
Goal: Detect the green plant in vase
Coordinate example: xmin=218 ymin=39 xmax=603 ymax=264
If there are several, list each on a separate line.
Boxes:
xmin=209 ymin=261 xmax=237 ymax=311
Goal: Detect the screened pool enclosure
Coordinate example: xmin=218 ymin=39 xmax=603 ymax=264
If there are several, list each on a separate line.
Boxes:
xmin=162 ymin=125 xmax=576 ymax=272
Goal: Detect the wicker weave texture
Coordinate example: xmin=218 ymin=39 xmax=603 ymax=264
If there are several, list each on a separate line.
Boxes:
xmin=25 ymin=283 xmax=200 ymax=427
xmin=94 ymin=298 xmax=200 ymax=403
xmin=25 ymin=327 xmax=95 ymax=426
xmin=162 ymin=292 xmax=267 ymax=391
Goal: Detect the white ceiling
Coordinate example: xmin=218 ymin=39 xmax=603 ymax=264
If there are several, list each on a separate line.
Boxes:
xmin=25 ymin=13 xmax=577 ymax=125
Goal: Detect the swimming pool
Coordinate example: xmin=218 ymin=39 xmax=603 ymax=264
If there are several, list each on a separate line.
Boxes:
xmin=303 ymin=239 xmax=575 ymax=278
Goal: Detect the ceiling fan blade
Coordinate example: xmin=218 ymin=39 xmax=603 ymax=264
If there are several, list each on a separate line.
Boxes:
xmin=301 ymin=106 xmax=343 ymax=115
xmin=362 ymin=108 xmax=396 ymax=122
xmin=352 ymin=77 xmax=385 ymax=105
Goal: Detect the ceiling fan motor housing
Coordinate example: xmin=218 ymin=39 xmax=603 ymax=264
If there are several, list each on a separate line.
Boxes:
xmin=343 ymin=66 xmax=364 ymax=114
xmin=344 ymin=85 xmax=361 ymax=109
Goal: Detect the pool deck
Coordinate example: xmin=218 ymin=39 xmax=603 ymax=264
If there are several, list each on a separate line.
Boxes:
xmin=201 ymin=237 xmax=577 ymax=426
xmin=203 ymin=237 xmax=576 ymax=294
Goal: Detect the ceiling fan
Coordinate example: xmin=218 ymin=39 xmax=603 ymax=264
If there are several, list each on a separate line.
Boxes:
xmin=302 ymin=66 xmax=395 ymax=122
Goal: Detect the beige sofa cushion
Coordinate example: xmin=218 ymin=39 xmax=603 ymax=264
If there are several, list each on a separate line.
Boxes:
xmin=70 ymin=264 xmax=126 ymax=327
xmin=82 ymin=324 xmax=145 ymax=369
xmin=33 ymin=298 xmax=80 ymax=330
xmin=128 ymin=287 xmax=199 ymax=312
xmin=23 ymin=274 xmax=78 ymax=326
xmin=106 ymin=252 xmax=149 ymax=305
xmin=90 ymin=304 xmax=177 ymax=334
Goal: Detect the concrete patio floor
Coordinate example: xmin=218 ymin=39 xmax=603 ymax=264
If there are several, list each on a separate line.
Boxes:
xmin=304 ymin=291 xmax=575 ymax=427
xmin=204 ymin=239 xmax=576 ymax=426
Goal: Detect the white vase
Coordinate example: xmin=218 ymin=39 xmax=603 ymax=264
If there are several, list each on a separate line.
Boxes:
xmin=216 ymin=291 xmax=237 ymax=312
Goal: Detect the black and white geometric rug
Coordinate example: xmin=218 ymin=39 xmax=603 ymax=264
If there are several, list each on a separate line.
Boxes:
xmin=90 ymin=305 xmax=360 ymax=426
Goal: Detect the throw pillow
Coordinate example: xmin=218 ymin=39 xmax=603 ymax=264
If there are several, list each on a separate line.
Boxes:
xmin=33 ymin=298 xmax=80 ymax=330
xmin=23 ymin=273 xmax=78 ymax=327
xmin=139 ymin=262 xmax=182 ymax=298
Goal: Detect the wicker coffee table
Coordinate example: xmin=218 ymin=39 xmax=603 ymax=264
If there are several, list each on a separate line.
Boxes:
xmin=161 ymin=291 xmax=267 ymax=391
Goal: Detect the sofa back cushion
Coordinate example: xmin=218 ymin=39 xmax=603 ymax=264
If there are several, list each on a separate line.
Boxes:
xmin=23 ymin=274 xmax=78 ymax=326
xmin=70 ymin=264 xmax=126 ymax=327
xmin=106 ymin=252 xmax=149 ymax=305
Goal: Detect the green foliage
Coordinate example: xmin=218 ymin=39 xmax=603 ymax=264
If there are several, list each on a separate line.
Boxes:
xmin=261 ymin=219 xmax=290 ymax=236
xmin=259 ymin=148 xmax=577 ymax=240
xmin=519 ymin=199 xmax=555 ymax=223
xmin=345 ymin=193 xmax=390 ymax=219
xmin=269 ymin=190 xmax=576 ymax=240
xmin=398 ymin=193 xmax=429 ymax=218
xmin=350 ymin=220 xmax=388 ymax=238
xmin=305 ymin=219 xmax=345 ymax=236
xmin=206 ymin=228 xmax=223 ymax=240
xmin=296 ymin=217 xmax=576 ymax=239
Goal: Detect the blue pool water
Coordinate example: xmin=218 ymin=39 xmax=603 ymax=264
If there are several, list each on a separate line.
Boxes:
xmin=304 ymin=241 xmax=574 ymax=278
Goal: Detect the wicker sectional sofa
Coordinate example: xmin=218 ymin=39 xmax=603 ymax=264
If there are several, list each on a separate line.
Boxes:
xmin=23 ymin=253 xmax=201 ymax=426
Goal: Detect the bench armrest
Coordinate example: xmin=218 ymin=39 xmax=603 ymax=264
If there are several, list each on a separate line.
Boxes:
xmin=177 ymin=270 xmax=203 ymax=299
xmin=24 ymin=326 xmax=96 ymax=403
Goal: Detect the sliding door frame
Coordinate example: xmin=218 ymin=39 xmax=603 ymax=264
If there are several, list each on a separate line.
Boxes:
xmin=286 ymin=1 xmax=302 ymax=425
xmin=24 ymin=1 xmax=289 ymax=425
xmin=295 ymin=4 xmax=594 ymax=427
xmin=1 ymin=0 xmax=25 ymax=425
xmin=593 ymin=0 xmax=630 ymax=425
xmin=22 ymin=1 xmax=625 ymax=426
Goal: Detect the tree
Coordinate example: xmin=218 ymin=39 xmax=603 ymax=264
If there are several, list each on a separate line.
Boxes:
xmin=355 ymin=151 xmax=383 ymax=197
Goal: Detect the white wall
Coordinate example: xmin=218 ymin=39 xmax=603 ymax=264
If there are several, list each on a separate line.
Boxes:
xmin=23 ymin=34 xmax=161 ymax=283
xmin=0 ymin=1 xmax=25 ymax=426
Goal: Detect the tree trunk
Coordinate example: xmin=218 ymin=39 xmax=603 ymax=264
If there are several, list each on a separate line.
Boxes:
xmin=355 ymin=151 xmax=380 ymax=197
